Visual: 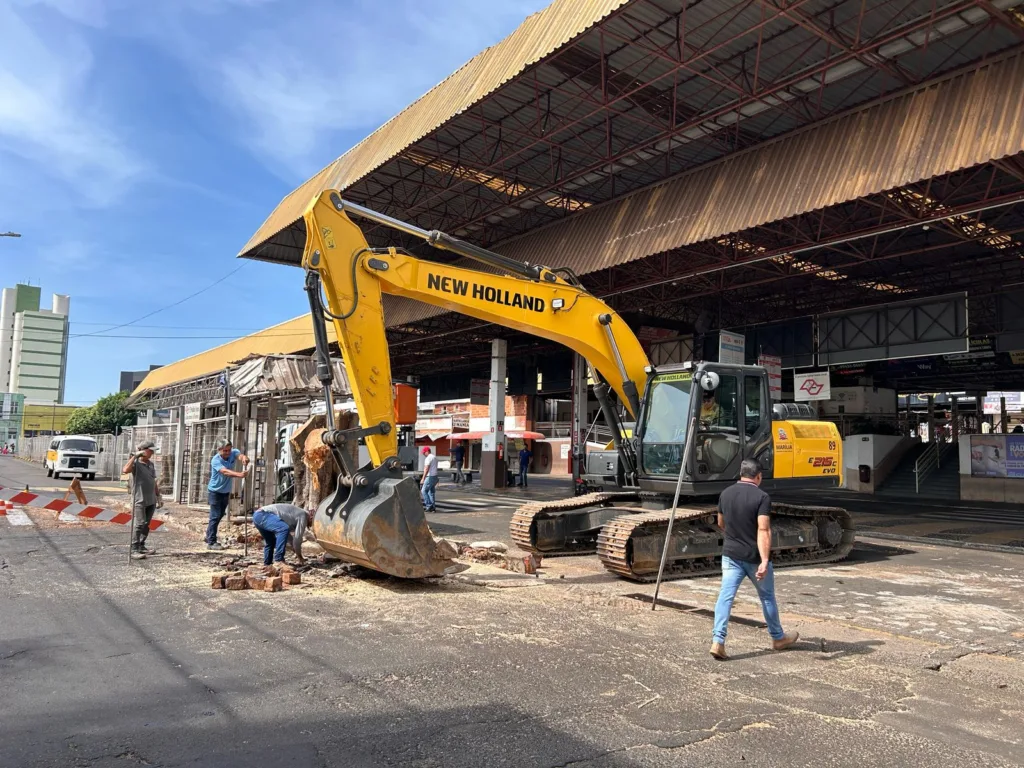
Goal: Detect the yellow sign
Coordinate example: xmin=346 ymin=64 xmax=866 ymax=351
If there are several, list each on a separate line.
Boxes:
xmin=21 ymin=404 xmax=79 ymax=435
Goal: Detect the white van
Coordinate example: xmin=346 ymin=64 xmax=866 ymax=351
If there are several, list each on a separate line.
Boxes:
xmin=44 ymin=435 xmax=99 ymax=480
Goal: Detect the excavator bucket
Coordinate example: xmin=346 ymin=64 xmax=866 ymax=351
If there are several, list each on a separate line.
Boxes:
xmin=289 ymin=415 xmax=456 ymax=579
xmin=312 ymin=475 xmax=457 ymax=578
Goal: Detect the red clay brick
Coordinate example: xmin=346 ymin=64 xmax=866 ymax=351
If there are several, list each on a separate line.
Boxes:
xmin=211 ymin=574 xmax=226 ymax=590
xmin=265 ymin=576 xmax=283 ymax=592
xmin=224 ymin=575 xmax=246 ymax=590
xmin=245 ymin=573 xmax=268 ymax=590
xmin=281 ymin=572 xmax=301 ymax=586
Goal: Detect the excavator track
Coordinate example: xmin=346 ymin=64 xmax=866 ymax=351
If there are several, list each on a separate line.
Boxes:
xmin=509 ymin=491 xmax=642 ymax=555
xmin=597 ymin=503 xmax=855 ymax=582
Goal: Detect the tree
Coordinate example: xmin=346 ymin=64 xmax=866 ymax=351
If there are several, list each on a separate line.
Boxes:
xmin=64 ymin=391 xmax=138 ymax=435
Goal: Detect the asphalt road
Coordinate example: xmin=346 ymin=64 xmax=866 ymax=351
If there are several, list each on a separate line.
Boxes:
xmin=2 ymin=456 xmax=1023 ymax=767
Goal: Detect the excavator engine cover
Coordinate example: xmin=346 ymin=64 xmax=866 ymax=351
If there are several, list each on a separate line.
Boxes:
xmin=313 ymin=465 xmax=456 ymax=578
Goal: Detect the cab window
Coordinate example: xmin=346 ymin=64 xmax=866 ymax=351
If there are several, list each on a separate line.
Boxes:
xmin=698 ymin=375 xmax=738 ymax=432
xmin=744 ymin=375 xmax=763 ymax=436
xmin=639 ymin=372 xmax=692 ymax=476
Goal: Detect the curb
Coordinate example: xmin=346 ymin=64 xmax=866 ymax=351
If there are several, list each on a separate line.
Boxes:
xmin=857 ymin=531 xmax=1024 ymax=556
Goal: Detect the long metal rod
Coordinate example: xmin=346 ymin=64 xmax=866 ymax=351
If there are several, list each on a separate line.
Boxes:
xmin=652 ymin=413 xmax=698 ymax=611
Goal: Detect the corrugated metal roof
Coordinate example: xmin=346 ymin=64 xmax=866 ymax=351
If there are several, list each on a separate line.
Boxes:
xmin=231 ymin=355 xmax=351 ymax=398
xmin=239 ymin=0 xmax=632 ymax=262
xmin=497 ymin=50 xmax=1024 ymax=273
xmin=133 ymin=315 xmax=337 ymax=393
xmin=379 ymin=50 xmax=1024 ymax=328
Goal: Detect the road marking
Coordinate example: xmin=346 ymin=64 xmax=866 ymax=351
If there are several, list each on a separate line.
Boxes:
xmin=58 ymin=511 xmax=82 ymax=524
xmin=6 ymin=508 xmax=35 ymax=526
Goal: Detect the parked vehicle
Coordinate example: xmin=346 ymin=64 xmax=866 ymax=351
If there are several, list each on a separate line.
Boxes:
xmin=44 ymin=435 xmax=99 ymax=480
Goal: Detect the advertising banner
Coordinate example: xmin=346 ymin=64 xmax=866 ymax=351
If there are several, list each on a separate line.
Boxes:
xmin=1007 ymin=435 xmax=1024 ymax=478
xmin=793 ymin=371 xmax=831 ymax=401
xmin=757 ymin=354 xmax=783 ymax=401
xmin=970 ymin=435 xmax=1007 ymax=477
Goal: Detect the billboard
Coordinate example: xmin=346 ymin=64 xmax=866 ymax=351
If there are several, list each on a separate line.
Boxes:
xmin=793 ymin=371 xmax=831 ymax=401
xmin=970 ymin=435 xmax=1007 ymax=477
xmin=1007 ymin=435 xmax=1024 ymax=479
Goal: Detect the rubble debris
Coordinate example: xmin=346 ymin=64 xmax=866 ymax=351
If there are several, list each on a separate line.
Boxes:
xmin=469 ymin=541 xmax=508 ymax=553
xmin=458 ymin=546 xmax=543 ymax=575
xmin=211 ymin=574 xmax=226 ymax=589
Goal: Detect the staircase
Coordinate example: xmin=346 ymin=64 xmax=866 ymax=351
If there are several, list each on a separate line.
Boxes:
xmin=876 ymin=441 xmax=961 ymax=500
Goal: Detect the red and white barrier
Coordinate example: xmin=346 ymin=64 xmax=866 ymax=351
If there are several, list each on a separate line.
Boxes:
xmin=0 ymin=487 xmax=163 ymax=530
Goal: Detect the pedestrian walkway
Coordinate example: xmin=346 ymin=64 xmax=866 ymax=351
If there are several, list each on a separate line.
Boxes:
xmin=431 ymin=492 xmax=522 ymax=514
xmin=2 ymin=507 xmax=34 ymax=526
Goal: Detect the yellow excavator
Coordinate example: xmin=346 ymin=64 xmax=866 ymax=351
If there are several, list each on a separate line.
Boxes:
xmin=247 ymin=190 xmax=853 ymax=580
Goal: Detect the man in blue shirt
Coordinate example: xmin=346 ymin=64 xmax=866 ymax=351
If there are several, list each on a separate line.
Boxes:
xmin=518 ymin=445 xmax=532 ymax=488
xmin=206 ymin=438 xmax=249 ymax=550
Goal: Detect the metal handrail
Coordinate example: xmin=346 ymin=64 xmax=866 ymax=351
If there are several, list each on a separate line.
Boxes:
xmin=914 ymin=441 xmax=939 ymax=494
xmin=914 ymin=438 xmax=954 ymax=493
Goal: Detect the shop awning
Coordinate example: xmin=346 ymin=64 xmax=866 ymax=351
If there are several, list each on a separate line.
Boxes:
xmin=416 ymin=431 xmax=450 ymax=441
xmin=445 ymin=431 xmax=545 ymax=440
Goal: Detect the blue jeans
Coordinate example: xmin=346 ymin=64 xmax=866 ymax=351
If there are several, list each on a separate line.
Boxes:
xmin=518 ymin=467 xmax=528 ymax=487
xmin=713 ymin=556 xmax=785 ymax=643
xmin=206 ymin=491 xmax=230 ymax=544
xmin=253 ymin=508 xmax=291 ymax=565
xmin=421 ymin=475 xmax=438 ymax=509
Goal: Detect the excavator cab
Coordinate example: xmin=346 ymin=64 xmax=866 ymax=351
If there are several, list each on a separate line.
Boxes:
xmin=636 ymin=363 xmax=777 ymax=493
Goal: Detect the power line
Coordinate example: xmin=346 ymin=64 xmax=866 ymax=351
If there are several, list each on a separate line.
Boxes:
xmin=73 ymin=262 xmax=249 ymax=338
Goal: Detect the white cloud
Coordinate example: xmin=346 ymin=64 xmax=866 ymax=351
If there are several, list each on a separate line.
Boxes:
xmin=183 ymin=0 xmax=553 ymax=178
xmin=0 ymin=3 xmax=147 ymax=206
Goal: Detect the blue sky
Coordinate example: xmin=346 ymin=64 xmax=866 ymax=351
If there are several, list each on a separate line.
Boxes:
xmin=0 ymin=0 xmax=551 ymax=404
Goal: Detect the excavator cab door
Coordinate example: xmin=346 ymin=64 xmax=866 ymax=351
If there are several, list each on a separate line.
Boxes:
xmin=690 ymin=365 xmax=774 ymax=482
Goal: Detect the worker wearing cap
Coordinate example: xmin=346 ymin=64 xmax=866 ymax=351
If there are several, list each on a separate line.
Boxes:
xmin=122 ymin=441 xmax=162 ymax=557
xmin=206 ymin=438 xmax=249 ymax=550
xmin=420 ymin=446 xmax=438 ymax=513
xmin=252 ymin=503 xmax=312 ymax=566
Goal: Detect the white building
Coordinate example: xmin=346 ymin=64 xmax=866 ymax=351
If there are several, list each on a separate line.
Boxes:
xmin=0 ymin=284 xmax=70 ymax=403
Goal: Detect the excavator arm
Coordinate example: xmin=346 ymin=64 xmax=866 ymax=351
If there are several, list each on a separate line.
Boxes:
xmin=290 ymin=190 xmax=651 ymax=577
xmin=303 ymin=191 xmax=649 ymax=463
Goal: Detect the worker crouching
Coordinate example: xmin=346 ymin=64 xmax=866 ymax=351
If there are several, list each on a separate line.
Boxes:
xmin=252 ymin=503 xmax=312 ymax=566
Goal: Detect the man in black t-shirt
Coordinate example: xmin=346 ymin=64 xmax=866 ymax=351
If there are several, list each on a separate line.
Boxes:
xmin=710 ymin=458 xmax=798 ymax=660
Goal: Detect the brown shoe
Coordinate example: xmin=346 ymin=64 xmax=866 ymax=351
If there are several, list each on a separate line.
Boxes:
xmin=709 ymin=642 xmax=728 ymax=661
xmin=772 ymin=631 xmax=799 ymax=651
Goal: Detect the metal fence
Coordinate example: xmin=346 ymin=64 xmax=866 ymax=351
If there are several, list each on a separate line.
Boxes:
xmin=18 ymin=430 xmax=170 ymax=487
xmin=184 ymin=417 xmax=227 ymax=507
